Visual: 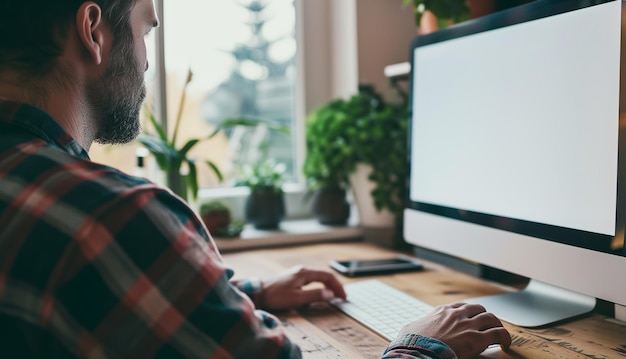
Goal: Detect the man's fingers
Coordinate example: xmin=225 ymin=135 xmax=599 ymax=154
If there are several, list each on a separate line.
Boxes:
xmin=446 ymin=302 xmax=468 ymax=309
xmin=472 ymin=311 xmax=502 ymax=330
xmin=461 ymin=303 xmax=487 ymax=318
xmin=482 ymin=327 xmax=512 ymax=350
xmin=298 ymin=268 xmax=347 ymax=299
xmin=469 ymin=311 xmax=511 ymax=349
xmin=295 ymin=288 xmax=337 ymax=306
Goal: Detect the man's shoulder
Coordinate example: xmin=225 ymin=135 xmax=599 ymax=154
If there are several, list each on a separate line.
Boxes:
xmin=5 ymin=137 xmax=151 ymax=191
xmin=0 ymin=135 xmax=202 ymax=262
xmin=0 ymin=136 xmax=178 ymax=224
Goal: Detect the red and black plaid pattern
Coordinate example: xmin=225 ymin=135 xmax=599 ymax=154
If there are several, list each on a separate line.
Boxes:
xmin=0 ymin=100 xmax=301 ymax=358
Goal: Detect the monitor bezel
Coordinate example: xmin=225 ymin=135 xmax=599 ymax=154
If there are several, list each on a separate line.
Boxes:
xmin=405 ymin=0 xmax=624 ymax=258
xmin=403 ymin=0 xmax=626 ymax=310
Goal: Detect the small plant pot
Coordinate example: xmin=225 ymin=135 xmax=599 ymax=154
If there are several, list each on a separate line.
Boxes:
xmin=245 ymin=191 xmax=285 ymax=229
xmin=312 ymin=188 xmax=350 ymax=225
xmin=200 ymin=210 xmax=232 ymax=234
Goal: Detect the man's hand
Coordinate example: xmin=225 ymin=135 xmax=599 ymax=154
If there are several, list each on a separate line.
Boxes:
xmin=398 ymin=302 xmax=512 ymax=359
xmin=260 ymin=265 xmax=347 ymax=310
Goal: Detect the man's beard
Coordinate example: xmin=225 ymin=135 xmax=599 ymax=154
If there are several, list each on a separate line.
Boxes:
xmin=90 ymin=34 xmax=146 ymax=145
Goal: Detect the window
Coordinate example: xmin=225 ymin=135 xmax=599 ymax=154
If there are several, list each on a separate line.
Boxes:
xmin=90 ymin=0 xmax=299 ymax=191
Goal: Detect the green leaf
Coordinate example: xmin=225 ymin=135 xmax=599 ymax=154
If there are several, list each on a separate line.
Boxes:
xmin=146 ymin=111 xmax=168 ymax=143
xmin=206 ymin=160 xmax=223 ymax=182
xmin=208 ymin=117 xmax=291 ymax=138
xmin=186 ymin=159 xmax=199 ymax=200
xmin=137 ymin=135 xmax=176 ymax=168
xmin=179 ymin=138 xmax=200 ymax=157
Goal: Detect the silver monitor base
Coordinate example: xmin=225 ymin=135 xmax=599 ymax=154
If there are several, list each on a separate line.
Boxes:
xmin=615 ymin=304 xmax=626 ymax=323
xmin=464 ymin=280 xmax=596 ymax=327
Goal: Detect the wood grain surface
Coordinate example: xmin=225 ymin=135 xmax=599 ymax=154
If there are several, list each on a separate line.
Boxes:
xmin=222 ymin=242 xmax=626 ymax=358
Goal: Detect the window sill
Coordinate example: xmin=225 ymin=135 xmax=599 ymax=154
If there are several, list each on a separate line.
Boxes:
xmin=213 ymin=219 xmax=363 ymax=253
xmin=198 ymin=184 xmax=314 ymax=221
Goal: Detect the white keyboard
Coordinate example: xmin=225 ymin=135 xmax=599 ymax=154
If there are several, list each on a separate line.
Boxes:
xmin=331 ymin=279 xmax=434 ymax=340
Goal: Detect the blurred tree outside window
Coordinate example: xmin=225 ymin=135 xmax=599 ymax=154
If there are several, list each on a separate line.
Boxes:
xmin=90 ymin=0 xmax=298 ymax=190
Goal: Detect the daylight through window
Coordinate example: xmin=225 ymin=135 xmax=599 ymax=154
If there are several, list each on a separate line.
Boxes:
xmin=90 ymin=0 xmax=298 ymax=191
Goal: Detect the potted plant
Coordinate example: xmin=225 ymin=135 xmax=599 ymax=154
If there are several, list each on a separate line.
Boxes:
xmin=236 ymin=158 xmax=286 ymax=229
xmin=199 ymin=200 xmax=244 ymax=238
xmin=138 ymin=69 xmax=289 ymax=202
xmin=304 ymin=85 xmax=408 ymax=246
xmin=403 ymin=0 xmax=533 ymax=32
xmin=303 ymin=100 xmax=353 ymax=225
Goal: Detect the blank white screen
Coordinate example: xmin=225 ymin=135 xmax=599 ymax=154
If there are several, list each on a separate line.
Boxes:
xmin=410 ymin=1 xmax=621 ymax=235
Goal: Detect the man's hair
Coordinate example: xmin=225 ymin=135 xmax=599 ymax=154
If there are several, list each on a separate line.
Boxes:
xmin=0 ymin=0 xmax=138 ymax=76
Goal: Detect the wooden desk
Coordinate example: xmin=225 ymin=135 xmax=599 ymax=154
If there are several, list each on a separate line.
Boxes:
xmin=222 ymin=241 xmax=626 ymax=359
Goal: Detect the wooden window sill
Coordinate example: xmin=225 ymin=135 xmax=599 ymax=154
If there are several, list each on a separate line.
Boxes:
xmin=214 ymin=219 xmax=363 ymax=253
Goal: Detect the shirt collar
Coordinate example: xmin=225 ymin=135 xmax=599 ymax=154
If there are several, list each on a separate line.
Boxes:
xmin=0 ymin=99 xmax=90 ymax=159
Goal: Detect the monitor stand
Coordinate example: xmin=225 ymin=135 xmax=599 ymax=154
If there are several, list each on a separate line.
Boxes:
xmin=616 ymin=304 xmax=626 ymax=323
xmin=464 ymin=280 xmax=596 ymax=327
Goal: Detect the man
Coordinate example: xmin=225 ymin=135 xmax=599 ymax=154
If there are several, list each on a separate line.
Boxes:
xmin=0 ymin=0 xmax=512 ymax=358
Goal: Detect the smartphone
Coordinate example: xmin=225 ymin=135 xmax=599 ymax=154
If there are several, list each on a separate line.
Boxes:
xmin=329 ymin=255 xmax=424 ymax=277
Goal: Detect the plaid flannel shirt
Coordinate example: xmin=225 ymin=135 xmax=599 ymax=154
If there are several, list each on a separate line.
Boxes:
xmin=0 ymin=100 xmax=299 ymax=358
xmin=0 ymin=100 xmax=455 ymax=359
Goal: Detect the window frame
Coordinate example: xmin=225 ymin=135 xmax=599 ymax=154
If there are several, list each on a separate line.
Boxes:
xmin=151 ymin=0 xmax=358 ymax=219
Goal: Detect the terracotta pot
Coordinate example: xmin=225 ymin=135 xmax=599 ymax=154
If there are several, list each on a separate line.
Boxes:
xmin=418 ymin=0 xmax=509 ymax=34
xmin=468 ymin=0 xmax=496 ymax=18
xmin=418 ymin=10 xmax=439 ymax=34
xmin=201 ymin=210 xmax=231 ymax=234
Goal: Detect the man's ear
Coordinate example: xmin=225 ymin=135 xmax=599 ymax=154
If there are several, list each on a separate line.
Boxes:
xmin=76 ymin=2 xmax=105 ymax=65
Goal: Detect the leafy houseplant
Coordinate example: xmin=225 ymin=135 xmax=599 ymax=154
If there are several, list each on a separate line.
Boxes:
xmin=303 ymin=95 xmax=356 ymax=225
xmin=138 ymin=69 xmax=289 ymax=202
xmin=199 ymin=200 xmax=244 ymax=238
xmin=304 ymin=85 xmax=408 ymax=239
xmin=236 ymin=159 xmax=286 ymax=229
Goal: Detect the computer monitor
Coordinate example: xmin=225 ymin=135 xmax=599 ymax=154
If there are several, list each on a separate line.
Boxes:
xmin=404 ymin=0 xmax=626 ymax=327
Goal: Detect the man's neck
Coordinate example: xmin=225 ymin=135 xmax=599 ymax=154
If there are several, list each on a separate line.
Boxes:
xmin=0 ymin=76 xmax=93 ymax=151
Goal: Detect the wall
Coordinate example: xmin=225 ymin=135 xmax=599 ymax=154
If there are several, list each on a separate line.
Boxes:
xmin=298 ymin=0 xmax=416 ymax=112
xmin=356 ymin=0 xmax=416 ymax=102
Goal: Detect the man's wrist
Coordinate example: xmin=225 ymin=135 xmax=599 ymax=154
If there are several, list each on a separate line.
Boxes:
xmin=234 ymin=277 xmax=265 ymax=308
xmin=384 ymin=333 xmax=457 ymax=359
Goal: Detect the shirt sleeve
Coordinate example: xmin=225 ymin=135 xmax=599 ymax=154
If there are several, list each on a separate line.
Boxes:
xmin=232 ymin=277 xmax=266 ymax=308
xmin=381 ymin=334 xmax=457 ymax=359
xmin=52 ymin=184 xmax=301 ymax=359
